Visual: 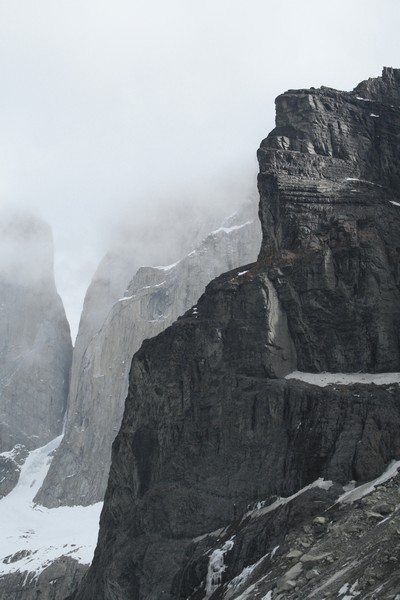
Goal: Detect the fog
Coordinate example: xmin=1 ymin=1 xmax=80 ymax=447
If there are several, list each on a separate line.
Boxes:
xmin=0 ymin=0 xmax=398 ymax=339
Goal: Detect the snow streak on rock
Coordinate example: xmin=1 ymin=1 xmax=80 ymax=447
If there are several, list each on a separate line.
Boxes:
xmin=285 ymin=371 xmax=400 ymax=387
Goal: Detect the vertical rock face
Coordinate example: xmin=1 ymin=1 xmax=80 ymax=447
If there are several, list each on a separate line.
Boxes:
xmin=0 ymin=215 xmax=72 ymax=462
xmin=257 ymin=66 xmax=400 ymax=372
xmin=36 ymin=204 xmax=261 ymax=507
xmin=70 ymin=69 xmax=400 ymax=600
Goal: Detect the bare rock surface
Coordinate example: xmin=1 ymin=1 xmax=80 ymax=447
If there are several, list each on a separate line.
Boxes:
xmin=36 ymin=204 xmax=260 ymax=507
xmin=257 ymin=66 xmax=400 ymax=372
xmin=69 ymin=68 xmax=400 ymax=599
xmin=0 ymin=214 xmax=72 ymax=463
xmin=0 ymin=557 xmax=87 ymax=600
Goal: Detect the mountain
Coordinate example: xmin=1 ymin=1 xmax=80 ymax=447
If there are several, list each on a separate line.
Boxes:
xmin=0 ymin=214 xmax=72 ymax=498
xmin=35 ymin=203 xmax=260 ymax=508
xmin=70 ymin=68 xmax=400 ymax=599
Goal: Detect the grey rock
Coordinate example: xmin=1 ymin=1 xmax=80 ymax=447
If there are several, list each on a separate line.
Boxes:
xmin=258 ymin=66 xmax=400 ymax=372
xmin=0 ymin=557 xmax=87 ymax=600
xmin=0 ymin=215 xmax=72 ymax=456
xmin=71 ymin=69 xmax=400 ymax=599
xmin=36 ymin=204 xmax=261 ymax=507
xmin=0 ymin=444 xmax=28 ymax=498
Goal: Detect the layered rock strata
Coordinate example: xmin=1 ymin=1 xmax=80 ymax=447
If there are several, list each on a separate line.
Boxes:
xmin=36 ymin=205 xmax=260 ymax=507
xmin=70 ymin=68 xmax=400 ymax=599
xmin=258 ymin=66 xmax=400 ymax=371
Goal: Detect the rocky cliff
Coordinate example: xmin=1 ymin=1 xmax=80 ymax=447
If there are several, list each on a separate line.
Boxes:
xmin=70 ymin=68 xmax=400 ymax=599
xmin=36 ymin=204 xmax=260 ymax=507
xmin=258 ymin=66 xmax=400 ymax=372
xmin=0 ymin=215 xmax=72 ymax=496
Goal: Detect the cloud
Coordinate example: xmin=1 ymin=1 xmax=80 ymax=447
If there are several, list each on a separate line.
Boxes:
xmin=0 ymin=0 xmax=398 ymax=338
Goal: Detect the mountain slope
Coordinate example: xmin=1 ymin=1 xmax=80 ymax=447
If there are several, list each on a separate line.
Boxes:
xmin=36 ymin=205 xmax=261 ymax=507
xmin=70 ymin=68 xmax=400 ymax=599
xmin=0 ymin=215 xmax=72 ymax=497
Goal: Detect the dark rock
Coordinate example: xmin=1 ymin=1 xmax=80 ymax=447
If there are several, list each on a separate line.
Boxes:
xmin=71 ymin=68 xmax=400 ymax=599
xmin=257 ymin=66 xmax=400 ymax=372
xmin=36 ymin=204 xmax=260 ymax=508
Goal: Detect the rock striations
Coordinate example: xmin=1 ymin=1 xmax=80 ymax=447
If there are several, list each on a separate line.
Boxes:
xmin=258 ymin=66 xmax=400 ymax=372
xmin=71 ymin=68 xmax=400 ymax=599
xmin=0 ymin=215 xmax=72 ymax=496
xmin=36 ymin=205 xmax=260 ymax=508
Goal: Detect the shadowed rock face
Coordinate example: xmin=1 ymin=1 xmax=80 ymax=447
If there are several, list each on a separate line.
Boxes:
xmin=257 ymin=66 xmax=400 ymax=372
xmin=0 ymin=215 xmax=72 ymax=457
xmin=70 ymin=69 xmax=400 ymax=600
xmin=36 ymin=205 xmax=260 ymax=508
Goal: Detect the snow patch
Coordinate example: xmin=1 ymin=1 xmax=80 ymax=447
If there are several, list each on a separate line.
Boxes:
xmin=338 ymin=460 xmax=400 ymax=505
xmin=244 ymin=478 xmax=332 ymax=520
xmin=117 ymin=294 xmax=134 ymax=302
xmin=205 ymin=538 xmax=235 ymax=595
xmin=210 ymin=221 xmax=252 ymax=236
xmin=285 ymin=371 xmax=400 ymax=387
xmin=356 ymin=96 xmax=372 ymax=102
xmin=0 ymin=444 xmax=25 ymax=461
xmin=390 ymin=200 xmax=400 ymax=207
xmin=369 ymin=113 xmax=380 ymax=118
xmin=154 ymin=260 xmax=181 ymax=271
xmin=227 ymin=552 xmax=270 ymax=591
xmin=345 ymin=177 xmax=382 ymax=187
xmin=0 ymin=436 xmax=102 ymax=579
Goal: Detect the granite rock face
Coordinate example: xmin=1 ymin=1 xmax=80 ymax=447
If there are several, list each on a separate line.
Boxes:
xmin=257 ymin=66 xmax=400 ymax=372
xmin=70 ymin=280 xmax=400 ymax=600
xmin=0 ymin=557 xmax=87 ymax=600
xmin=69 ymin=68 xmax=400 ymax=599
xmin=0 ymin=215 xmax=72 ymax=460
xmin=36 ymin=205 xmax=260 ymax=507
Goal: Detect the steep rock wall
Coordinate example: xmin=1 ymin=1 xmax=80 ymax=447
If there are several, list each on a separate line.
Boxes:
xmin=258 ymin=66 xmax=400 ymax=371
xmin=70 ymin=69 xmax=400 ymax=599
xmin=37 ymin=206 xmax=261 ymax=507
xmin=0 ymin=215 xmax=72 ymax=462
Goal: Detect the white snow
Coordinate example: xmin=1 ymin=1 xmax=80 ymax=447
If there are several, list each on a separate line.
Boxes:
xmin=338 ymin=459 xmax=400 ymax=505
xmin=0 ymin=436 xmax=102 ymax=579
xmin=390 ymin=200 xmax=400 ymax=207
xmin=117 ymin=294 xmax=134 ymax=302
xmin=356 ymin=96 xmax=372 ymax=102
xmin=369 ymin=113 xmax=380 ymax=118
xmin=205 ymin=538 xmax=235 ymax=595
xmin=244 ymin=478 xmax=332 ymax=520
xmin=227 ymin=551 xmax=270 ymax=590
xmin=154 ymin=260 xmax=181 ymax=271
xmin=0 ymin=444 xmax=24 ymax=461
xmin=238 ymin=270 xmax=249 ymax=276
xmin=285 ymin=371 xmax=400 ymax=387
xmin=345 ymin=177 xmax=382 ymax=187
xmin=339 ymin=579 xmax=361 ymax=598
xmin=210 ymin=221 xmax=252 ymax=236
xmin=309 ymin=562 xmax=357 ymax=597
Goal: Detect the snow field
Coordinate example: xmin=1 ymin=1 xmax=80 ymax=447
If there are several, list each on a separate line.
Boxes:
xmin=0 ymin=435 xmax=102 ymax=579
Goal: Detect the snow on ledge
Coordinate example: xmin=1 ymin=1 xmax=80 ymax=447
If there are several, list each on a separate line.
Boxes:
xmin=285 ymin=371 xmax=400 ymax=387
xmin=0 ymin=436 xmax=102 ymax=579
xmin=210 ymin=221 xmax=252 ymax=237
xmin=244 ymin=478 xmax=333 ymax=521
xmin=338 ymin=460 xmax=400 ymax=505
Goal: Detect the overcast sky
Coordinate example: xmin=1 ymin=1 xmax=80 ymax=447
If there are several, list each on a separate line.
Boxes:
xmin=0 ymin=0 xmax=399 ymax=339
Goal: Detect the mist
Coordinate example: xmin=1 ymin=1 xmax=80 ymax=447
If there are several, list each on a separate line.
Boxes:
xmin=0 ymin=0 xmax=399 ymax=338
